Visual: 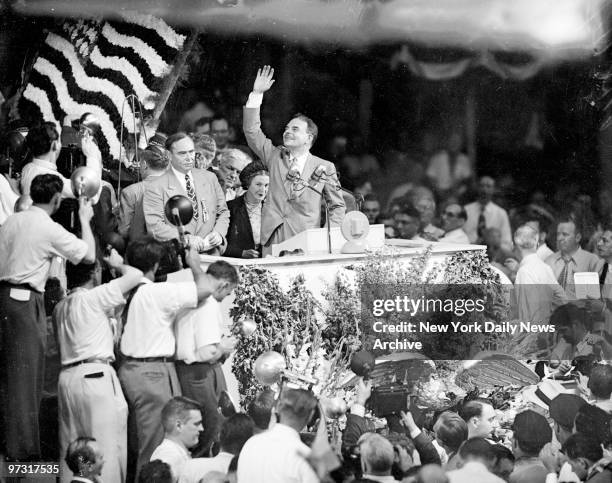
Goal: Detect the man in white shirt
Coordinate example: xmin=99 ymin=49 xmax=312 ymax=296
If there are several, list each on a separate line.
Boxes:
xmin=447 ymin=438 xmax=505 ymax=483
xmin=118 ymin=238 xmax=216 ymax=476
xmin=55 ymin=249 xmax=143 ymax=483
xmin=393 ymin=203 xmax=427 ymax=242
xmin=438 ymin=203 xmax=470 ymax=244
xmin=0 ymin=173 xmax=96 ymax=460
xmin=513 ymin=224 xmax=567 ymax=324
xmin=464 ymin=176 xmax=512 ymax=250
xmin=237 ymin=388 xmax=319 ymax=483
xmin=175 ymin=260 xmax=239 ymax=456
xmin=150 ymin=397 xmax=203 ymax=482
xmin=0 ymin=170 xmax=18 ymax=225
xmin=545 ymin=217 xmax=604 ymax=299
xmin=525 ymin=219 xmax=554 ymax=261
xmin=179 ymin=413 xmax=255 ymax=483
xmin=20 ymin=122 xmax=101 ymax=198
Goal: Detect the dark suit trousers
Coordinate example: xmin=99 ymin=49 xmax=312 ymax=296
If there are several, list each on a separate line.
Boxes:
xmin=176 ymin=361 xmax=226 ymax=457
xmin=118 ymin=361 xmax=181 ymax=477
xmin=0 ymin=284 xmax=46 ymax=460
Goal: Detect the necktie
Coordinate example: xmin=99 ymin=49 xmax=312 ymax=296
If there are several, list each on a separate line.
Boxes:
xmin=185 ymin=173 xmax=199 ymax=222
xmin=289 ymin=157 xmax=300 ymax=198
xmin=477 ymin=204 xmax=486 ymax=241
xmin=558 ymin=259 xmax=570 ymax=289
xmin=600 ymin=262 xmax=609 ymax=286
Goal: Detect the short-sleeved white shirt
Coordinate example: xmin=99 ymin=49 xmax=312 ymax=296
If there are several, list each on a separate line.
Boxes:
xmin=120 ymin=278 xmax=198 ymax=357
xmin=55 ymin=279 xmax=125 ymax=365
xmin=175 ymin=297 xmax=223 ymax=364
xmin=0 ymin=206 xmax=88 ymax=291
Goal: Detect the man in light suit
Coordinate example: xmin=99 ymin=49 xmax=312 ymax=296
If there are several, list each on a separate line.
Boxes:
xmin=143 ymin=133 xmax=230 ymax=253
xmin=243 ymin=65 xmax=345 ymax=254
xmin=119 ymin=149 xmax=169 ymax=243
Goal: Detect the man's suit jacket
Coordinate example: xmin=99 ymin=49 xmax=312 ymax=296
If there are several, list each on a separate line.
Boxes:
xmin=119 ymin=179 xmax=148 ymax=243
xmin=226 ymin=195 xmax=257 ymax=258
xmin=143 ymin=168 xmax=230 ymax=242
xmin=243 ymin=107 xmax=345 ymax=245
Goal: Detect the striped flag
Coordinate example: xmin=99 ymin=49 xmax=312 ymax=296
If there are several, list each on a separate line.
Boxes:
xmin=16 ymin=13 xmax=186 ymax=160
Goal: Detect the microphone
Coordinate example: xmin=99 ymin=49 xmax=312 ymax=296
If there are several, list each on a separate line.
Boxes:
xmin=172 ymin=207 xmax=188 ymax=267
xmin=310 ymin=164 xmax=327 ymax=183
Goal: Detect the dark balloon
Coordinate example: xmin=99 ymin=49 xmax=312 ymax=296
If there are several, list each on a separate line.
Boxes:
xmin=164 ymin=195 xmax=194 ymax=226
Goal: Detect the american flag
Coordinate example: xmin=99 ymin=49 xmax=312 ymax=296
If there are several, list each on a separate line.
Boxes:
xmin=16 ymin=13 xmax=186 ymax=160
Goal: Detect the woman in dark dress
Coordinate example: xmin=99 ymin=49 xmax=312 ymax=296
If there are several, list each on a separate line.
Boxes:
xmin=225 ymin=161 xmax=269 ymax=258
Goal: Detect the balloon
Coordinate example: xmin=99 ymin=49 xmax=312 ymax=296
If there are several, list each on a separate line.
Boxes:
xmin=253 ymin=351 xmax=286 ymax=386
xmin=236 ymin=319 xmax=257 ymax=337
xmin=71 ymin=166 xmax=100 ymax=199
xmin=350 ymin=350 xmax=375 ymax=378
xmin=164 ymin=195 xmax=193 ymax=226
xmin=321 ymin=397 xmax=347 ymax=419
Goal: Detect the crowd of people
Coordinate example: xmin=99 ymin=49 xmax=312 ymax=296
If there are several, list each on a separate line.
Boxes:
xmin=1 ymin=62 xmax=612 ymax=483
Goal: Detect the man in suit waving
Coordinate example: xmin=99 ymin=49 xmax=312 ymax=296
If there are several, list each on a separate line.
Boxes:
xmin=143 ymin=133 xmax=230 ymax=253
xmin=243 ymin=65 xmax=345 ymax=255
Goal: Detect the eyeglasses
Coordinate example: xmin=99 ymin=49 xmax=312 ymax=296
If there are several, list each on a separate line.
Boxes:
xmin=442 ymin=212 xmax=460 ymax=218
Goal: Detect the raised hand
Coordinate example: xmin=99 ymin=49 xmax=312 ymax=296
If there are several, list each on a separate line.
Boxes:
xmin=253 ymin=65 xmax=275 ymax=94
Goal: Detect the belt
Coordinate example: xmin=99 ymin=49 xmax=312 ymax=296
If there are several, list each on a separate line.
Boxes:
xmin=62 ymin=358 xmax=113 ymax=369
xmin=123 ymin=356 xmax=175 ymax=363
xmin=0 ymin=281 xmax=42 ymax=294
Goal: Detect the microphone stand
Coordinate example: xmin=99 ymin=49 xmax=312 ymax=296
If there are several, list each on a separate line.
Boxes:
xmin=296 ymin=180 xmax=332 ymax=255
xmin=172 ymin=207 xmax=188 ymax=268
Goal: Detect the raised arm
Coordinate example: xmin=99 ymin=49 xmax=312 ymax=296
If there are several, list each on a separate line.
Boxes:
xmin=243 ymin=65 xmax=278 ymax=165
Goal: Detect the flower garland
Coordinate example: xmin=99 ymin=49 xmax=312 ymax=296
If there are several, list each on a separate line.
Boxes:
xmin=119 ymin=11 xmax=186 ymax=50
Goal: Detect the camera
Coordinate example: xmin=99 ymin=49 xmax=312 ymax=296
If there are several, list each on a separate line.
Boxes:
xmin=367 ymin=385 xmax=411 ymax=417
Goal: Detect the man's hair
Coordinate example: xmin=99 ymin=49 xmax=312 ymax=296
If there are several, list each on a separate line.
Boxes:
xmin=65 ymin=436 xmax=97 ymax=474
xmin=191 ymin=133 xmax=216 ymax=154
xmin=363 ymin=193 xmax=380 ymax=204
xmin=218 ymin=148 xmax=251 ymax=169
xmin=459 ymin=399 xmax=492 ymax=423
xmin=491 ymin=443 xmax=515 ymax=463
xmin=165 ymin=132 xmax=191 ymax=151
xmin=30 ymin=173 xmax=64 ymax=204
xmin=433 ymin=411 xmax=468 ymax=452
xmin=219 ymin=413 xmax=255 ymax=454
xmin=588 ymin=364 xmax=612 ymax=399
xmin=195 ymin=116 xmax=212 ymax=129
xmin=139 ymin=460 xmax=173 ymax=483
xmin=66 ymin=261 xmax=98 ymax=290
xmin=277 ymin=388 xmax=318 ymax=424
xmin=211 ymin=114 xmax=229 ymax=125
xmin=574 ymin=404 xmax=612 ymax=445
xmin=458 ymin=437 xmax=495 ymax=462
xmin=161 ymin=396 xmax=202 ymax=433
xmin=126 ymin=237 xmax=165 ymax=273
xmin=562 ymin=433 xmax=603 ymax=463
xmin=239 ymin=161 xmax=268 ymax=191
xmin=359 ymin=433 xmax=394 ymax=474
xmin=514 ymin=224 xmax=539 ymax=250
xmin=207 ymin=260 xmax=239 ymax=285
xmin=228 ymin=454 xmax=239 ymax=473
xmin=395 ymin=203 xmax=421 ymax=220
xmin=557 ymin=214 xmax=582 ymax=238
xmin=291 ymin=113 xmax=318 ymax=146
xmin=141 ymin=148 xmax=170 ymax=171
xmin=445 ymin=203 xmax=467 ymax=221
xmin=27 ymin=122 xmax=59 ymax=157
xmin=247 ymin=389 xmax=276 ymax=430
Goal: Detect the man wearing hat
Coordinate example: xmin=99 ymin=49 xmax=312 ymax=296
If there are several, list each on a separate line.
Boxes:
xmin=510 ymin=410 xmax=553 ymax=483
xmin=550 ymin=394 xmax=587 ymax=445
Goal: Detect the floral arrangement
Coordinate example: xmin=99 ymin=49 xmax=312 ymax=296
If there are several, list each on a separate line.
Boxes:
xmin=231 ymin=246 xmax=509 ymax=410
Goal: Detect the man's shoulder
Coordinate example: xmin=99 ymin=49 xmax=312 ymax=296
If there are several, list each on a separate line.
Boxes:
xmin=193 ymin=168 xmax=220 ymax=184
xmin=146 ymin=171 xmax=172 ymax=189
xmin=122 ymin=180 xmax=146 ymax=197
xmin=545 ymin=251 xmax=560 ymax=265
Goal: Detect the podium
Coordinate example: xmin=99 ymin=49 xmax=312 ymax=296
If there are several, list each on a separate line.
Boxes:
xmin=270 ymin=224 xmax=386 ymax=256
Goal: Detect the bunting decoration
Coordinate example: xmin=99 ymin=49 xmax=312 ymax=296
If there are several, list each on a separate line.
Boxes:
xmin=15 ymin=13 xmax=186 ymax=160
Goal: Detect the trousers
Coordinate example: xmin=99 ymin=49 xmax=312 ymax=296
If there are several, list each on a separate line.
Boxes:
xmin=0 ymin=284 xmax=46 ymax=460
xmin=176 ymin=361 xmax=226 ymax=456
xmin=118 ymin=360 xmax=181 ymax=477
xmin=58 ymin=363 xmax=128 ymax=482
